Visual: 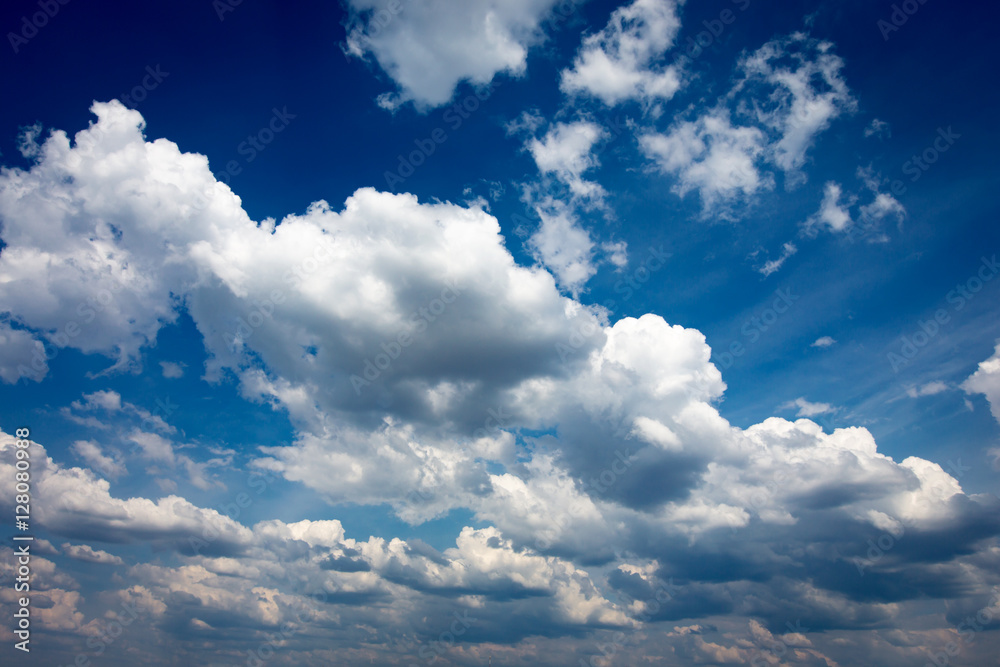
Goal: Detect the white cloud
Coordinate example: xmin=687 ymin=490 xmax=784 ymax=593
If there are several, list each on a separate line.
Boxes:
xmin=61 ymin=542 xmax=125 ymax=565
xmin=757 ymin=242 xmax=797 ymax=277
xmin=160 ymin=361 xmax=185 ymax=378
xmin=779 ymin=397 xmax=834 ymax=417
xmin=640 ymin=111 xmax=770 ymax=214
xmin=865 ymin=118 xmax=891 ymax=139
xmin=963 ymin=341 xmax=1000 ymax=423
xmin=803 ymin=181 xmax=853 ymax=235
xmin=343 ymin=0 xmax=569 ymax=109
xmin=906 ymin=381 xmax=948 ymax=398
xmin=0 ymin=431 xmax=251 ymax=553
xmin=528 ymin=203 xmax=597 ymax=294
xmin=737 ymin=34 xmax=857 ymax=175
xmin=812 ymin=336 xmax=836 ymax=348
xmin=526 ymin=120 xmax=607 ymax=202
xmin=560 ymin=0 xmax=683 ymax=106
xmin=803 ymin=171 xmax=905 ymax=240
xmin=2 ymin=104 xmax=999 ymax=660
xmin=71 ymin=439 xmax=127 ymax=479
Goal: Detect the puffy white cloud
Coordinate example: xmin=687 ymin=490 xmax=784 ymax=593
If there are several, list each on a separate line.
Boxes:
xmin=526 ymin=120 xmax=607 ymax=202
xmin=343 ymin=0 xmax=571 ymax=109
xmin=812 ymin=336 xmax=836 ymax=348
xmin=804 ymin=181 xmax=853 ymax=235
xmin=2 ymin=102 xmax=999 ymax=663
xmin=0 ymin=102 xmax=250 ymax=374
xmin=560 ymin=0 xmax=683 ymax=106
xmin=963 ymin=341 xmax=1000 ymax=423
xmin=640 ymin=111 xmax=770 ymax=214
xmin=528 ymin=203 xmax=597 ymax=294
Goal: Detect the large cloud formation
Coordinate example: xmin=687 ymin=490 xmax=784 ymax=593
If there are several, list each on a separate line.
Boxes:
xmin=0 ymin=103 xmax=998 ymax=665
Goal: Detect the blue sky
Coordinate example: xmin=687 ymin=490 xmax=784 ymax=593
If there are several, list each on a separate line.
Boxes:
xmin=1 ymin=0 xmax=999 ymax=664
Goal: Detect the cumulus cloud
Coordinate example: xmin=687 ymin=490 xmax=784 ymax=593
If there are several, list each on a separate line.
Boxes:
xmin=2 ymin=102 xmax=999 ymax=663
xmin=526 ymin=120 xmax=608 ymax=202
xmin=560 ymin=0 xmax=683 ymax=106
xmin=640 ymin=110 xmax=770 ymax=214
xmin=0 ymin=431 xmax=251 ymax=554
xmin=527 ymin=203 xmax=598 ymax=294
xmin=343 ymin=0 xmax=571 ymax=109
xmin=812 ymin=336 xmax=836 ymax=348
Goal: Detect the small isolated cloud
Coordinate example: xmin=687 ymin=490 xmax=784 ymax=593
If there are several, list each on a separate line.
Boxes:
xmin=526 ymin=120 xmax=608 ymax=202
xmin=159 ymin=361 xmax=185 ymax=378
xmin=803 ymin=181 xmax=853 ymax=235
xmin=906 ymin=381 xmax=948 ymax=398
xmin=758 ymin=242 xmax=797 ymax=277
xmin=640 ymin=111 xmax=770 ymax=215
xmin=343 ymin=0 xmax=567 ymax=109
xmin=811 ymin=336 xmax=836 ymax=348
xmin=864 ymin=118 xmax=891 ymax=139
xmin=61 ymin=543 xmax=124 ymax=565
xmin=560 ymin=0 xmax=682 ymax=106
xmin=802 ymin=170 xmax=905 ymax=240
xmin=780 ymin=397 xmax=834 ymax=417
